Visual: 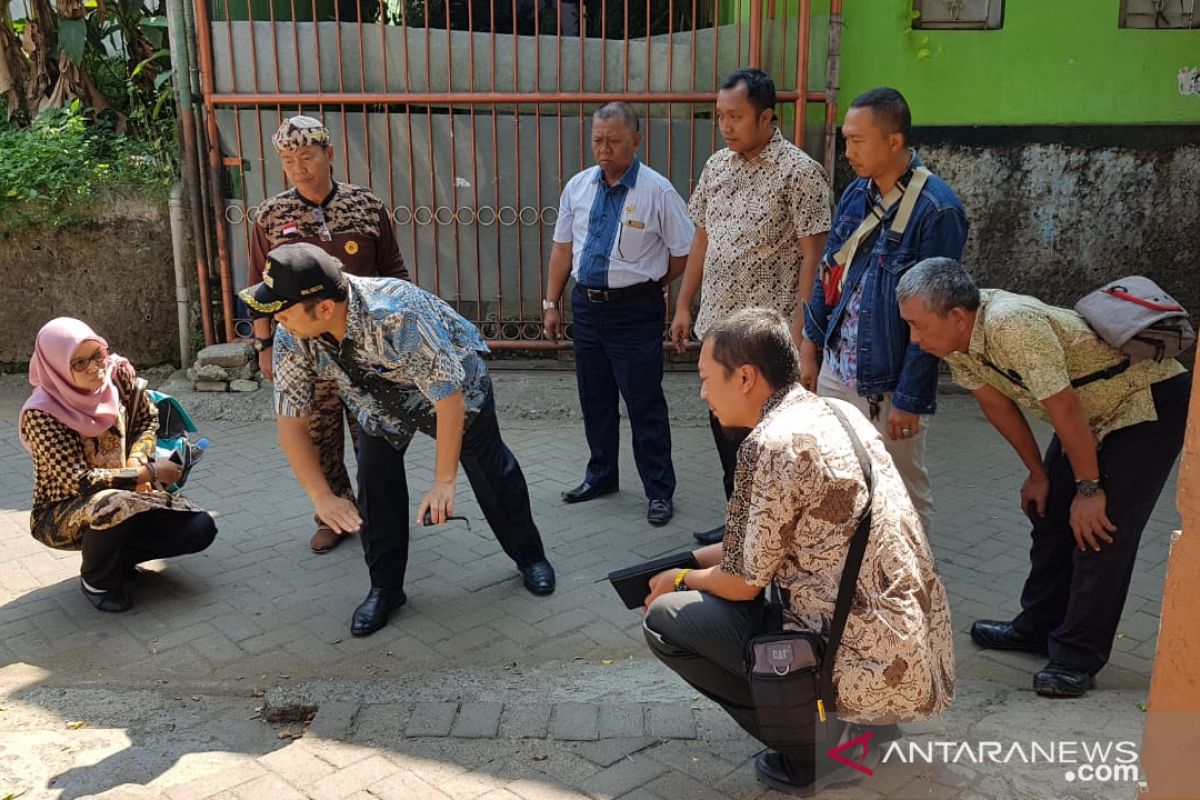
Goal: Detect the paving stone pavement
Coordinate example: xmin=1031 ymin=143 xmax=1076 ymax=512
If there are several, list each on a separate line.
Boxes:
xmin=0 ymin=372 xmax=1181 ymax=800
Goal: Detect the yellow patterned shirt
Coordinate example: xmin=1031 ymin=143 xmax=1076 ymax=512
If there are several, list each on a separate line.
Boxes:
xmin=944 ymin=289 xmax=1186 ymax=442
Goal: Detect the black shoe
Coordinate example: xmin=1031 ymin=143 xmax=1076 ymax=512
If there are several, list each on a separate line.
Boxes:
xmin=520 ymin=560 xmax=556 ymax=595
xmin=970 ymin=619 xmax=1049 ymax=655
xmin=1034 ymin=662 xmax=1096 ymax=698
xmin=693 ymin=524 xmax=725 ymax=545
xmin=561 ymin=481 xmax=617 ymax=504
xmin=754 ymin=751 xmax=817 ymax=796
xmin=351 ymin=587 xmax=407 ymax=637
xmin=80 ymin=579 xmax=132 ymax=613
xmin=647 ymin=498 xmax=674 ymax=526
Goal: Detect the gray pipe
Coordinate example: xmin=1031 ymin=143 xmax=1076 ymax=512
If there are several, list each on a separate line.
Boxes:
xmin=170 ymin=183 xmax=191 ymax=368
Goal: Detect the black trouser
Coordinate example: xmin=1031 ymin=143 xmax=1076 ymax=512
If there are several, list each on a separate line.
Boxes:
xmin=356 ymin=386 xmax=547 ymax=590
xmin=572 ymin=283 xmax=676 ymax=501
xmin=644 ymin=591 xmax=837 ymax=769
xmin=709 ymin=411 xmax=751 ymax=500
xmin=1012 ymin=373 xmax=1191 ymax=675
xmin=80 ymin=508 xmax=217 ymax=591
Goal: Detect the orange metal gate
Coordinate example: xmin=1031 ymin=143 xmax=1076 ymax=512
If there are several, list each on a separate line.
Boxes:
xmin=188 ymin=0 xmax=836 ymax=348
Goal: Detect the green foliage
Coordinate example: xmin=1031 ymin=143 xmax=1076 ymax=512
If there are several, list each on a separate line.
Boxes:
xmin=900 ymin=0 xmax=942 ymax=61
xmin=0 ymin=102 xmax=171 ymax=232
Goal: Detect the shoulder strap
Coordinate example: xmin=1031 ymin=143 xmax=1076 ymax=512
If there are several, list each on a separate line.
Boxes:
xmin=829 ymin=167 xmax=932 ymax=296
xmin=830 ymin=186 xmax=900 ymax=268
xmin=820 ymin=400 xmax=876 ymax=712
xmin=889 ymin=166 xmax=931 ymax=234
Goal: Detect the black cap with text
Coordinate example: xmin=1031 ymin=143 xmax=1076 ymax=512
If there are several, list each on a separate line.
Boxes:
xmin=239 ymin=242 xmax=345 ymax=316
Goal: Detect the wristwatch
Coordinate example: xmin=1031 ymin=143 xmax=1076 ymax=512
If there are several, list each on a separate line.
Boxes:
xmin=252 ymin=337 xmax=273 ymax=352
xmin=542 ymin=299 xmax=560 ymax=311
xmin=674 ymin=569 xmax=692 ymax=591
xmin=1075 ymin=478 xmax=1103 ymax=497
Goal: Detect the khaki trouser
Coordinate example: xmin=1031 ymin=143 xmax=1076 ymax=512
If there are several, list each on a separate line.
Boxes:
xmin=817 ymin=365 xmax=934 ymax=534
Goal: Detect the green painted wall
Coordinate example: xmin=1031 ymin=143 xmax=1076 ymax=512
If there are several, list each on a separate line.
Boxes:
xmin=724 ymin=0 xmax=1200 ymax=125
xmin=836 ymin=0 xmax=1200 ymax=125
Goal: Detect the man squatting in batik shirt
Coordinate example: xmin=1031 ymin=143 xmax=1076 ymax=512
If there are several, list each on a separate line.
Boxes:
xmin=241 ymin=243 xmax=556 ymax=638
xmin=246 ymin=115 xmax=409 ymax=555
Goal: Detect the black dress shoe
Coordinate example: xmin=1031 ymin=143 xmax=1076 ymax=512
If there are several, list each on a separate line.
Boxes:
xmin=1034 ymin=662 xmax=1096 ymax=698
xmin=970 ymin=619 xmax=1048 ymax=654
xmin=561 ymin=481 xmax=617 ymax=504
xmin=693 ymin=524 xmax=725 ymax=545
xmin=754 ymin=751 xmax=817 ymax=796
xmin=80 ymin=579 xmax=132 ymax=613
xmin=351 ymin=587 xmax=407 ymax=637
xmin=520 ymin=560 xmax=556 ymax=595
xmin=647 ymin=498 xmax=674 ymax=526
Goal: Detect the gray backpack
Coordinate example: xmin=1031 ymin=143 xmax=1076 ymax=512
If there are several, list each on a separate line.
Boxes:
xmin=1074 ymin=276 xmax=1195 ymax=363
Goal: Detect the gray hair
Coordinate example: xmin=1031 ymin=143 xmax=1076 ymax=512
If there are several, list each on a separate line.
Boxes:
xmin=895 ymin=257 xmax=981 ymax=316
xmin=593 ymin=102 xmax=640 ymax=132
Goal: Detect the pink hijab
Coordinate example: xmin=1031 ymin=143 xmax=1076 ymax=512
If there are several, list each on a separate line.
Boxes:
xmin=19 ymin=318 xmax=132 ymax=453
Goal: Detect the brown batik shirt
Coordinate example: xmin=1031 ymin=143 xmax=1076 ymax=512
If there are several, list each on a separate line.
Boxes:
xmin=687 ymin=128 xmax=832 ymax=338
xmin=249 ymin=181 xmax=409 ymax=284
xmin=721 ymin=385 xmax=955 ymax=723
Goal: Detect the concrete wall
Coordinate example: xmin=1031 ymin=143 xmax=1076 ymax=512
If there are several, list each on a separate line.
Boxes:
xmin=0 ymin=197 xmax=183 ymax=370
xmin=832 ymin=127 xmax=1200 ymax=319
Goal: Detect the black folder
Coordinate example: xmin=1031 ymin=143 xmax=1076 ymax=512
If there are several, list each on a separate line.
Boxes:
xmin=607 ymin=551 xmax=700 ymax=609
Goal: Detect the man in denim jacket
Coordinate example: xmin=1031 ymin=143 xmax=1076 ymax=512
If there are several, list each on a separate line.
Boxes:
xmin=801 ymin=88 xmax=968 ymax=533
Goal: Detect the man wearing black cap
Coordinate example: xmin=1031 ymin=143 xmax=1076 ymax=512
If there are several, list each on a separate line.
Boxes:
xmin=242 ymin=242 xmax=556 ymax=636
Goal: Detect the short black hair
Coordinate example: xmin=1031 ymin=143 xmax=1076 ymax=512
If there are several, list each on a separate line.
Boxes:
xmin=719 ymin=68 xmax=776 ymax=116
xmin=849 ymin=87 xmax=912 ymax=143
xmin=707 ymin=308 xmax=799 ymax=392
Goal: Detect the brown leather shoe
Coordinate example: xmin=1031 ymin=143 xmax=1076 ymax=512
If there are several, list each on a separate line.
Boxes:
xmin=310 ymin=525 xmax=345 ymax=554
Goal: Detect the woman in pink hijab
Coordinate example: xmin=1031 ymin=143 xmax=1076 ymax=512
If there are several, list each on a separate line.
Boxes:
xmin=20 ymin=318 xmax=216 ymax=612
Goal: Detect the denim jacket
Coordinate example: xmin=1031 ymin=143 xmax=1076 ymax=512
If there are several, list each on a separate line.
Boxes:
xmin=803 ymin=153 xmax=968 ymax=414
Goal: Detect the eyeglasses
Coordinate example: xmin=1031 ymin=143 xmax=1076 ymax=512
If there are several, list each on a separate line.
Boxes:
xmin=70 ymin=347 xmax=108 ymax=373
xmin=312 ymin=207 xmax=333 ymax=242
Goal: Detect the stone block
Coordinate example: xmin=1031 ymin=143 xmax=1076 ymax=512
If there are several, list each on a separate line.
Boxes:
xmin=230 ymin=379 xmax=259 ymax=393
xmin=194 ymin=381 xmax=228 ymax=392
xmin=549 ymin=702 xmax=599 ymax=741
xmin=196 ymin=342 xmax=255 ymax=368
xmin=190 ymin=363 xmax=231 ymax=382
xmin=449 ymin=701 xmax=503 ymax=739
xmin=405 ymin=702 xmax=458 ymax=737
xmin=228 ymin=362 xmax=259 ymax=381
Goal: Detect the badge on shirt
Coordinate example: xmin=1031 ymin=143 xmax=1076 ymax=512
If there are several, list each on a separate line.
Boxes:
xmin=281 ymin=222 xmax=299 ymax=238
xmin=344 ymin=240 xmax=359 ymax=256
xmin=625 ymin=220 xmax=646 ymax=230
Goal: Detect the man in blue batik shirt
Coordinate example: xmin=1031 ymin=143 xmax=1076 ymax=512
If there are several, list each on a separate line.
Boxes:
xmin=242 ymin=243 xmax=556 ymax=637
xmin=802 ymin=87 xmax=969 ymax=534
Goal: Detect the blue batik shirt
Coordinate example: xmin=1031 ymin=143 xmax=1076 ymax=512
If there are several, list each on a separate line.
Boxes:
xmin=273 ymin=275 xmax=492 ymax=449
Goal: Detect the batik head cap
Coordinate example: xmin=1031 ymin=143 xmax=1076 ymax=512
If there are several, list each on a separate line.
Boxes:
xmin=272 ymin=115 xmax=331 ymax=151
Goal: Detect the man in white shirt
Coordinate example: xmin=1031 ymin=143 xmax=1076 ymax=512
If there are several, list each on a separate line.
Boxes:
xmin=543 ymin=102 xmax=694 ymax=526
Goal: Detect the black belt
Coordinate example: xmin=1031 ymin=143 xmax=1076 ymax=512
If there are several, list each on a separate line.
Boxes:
xmin=578 ymin=281 xmax=660 ymax=303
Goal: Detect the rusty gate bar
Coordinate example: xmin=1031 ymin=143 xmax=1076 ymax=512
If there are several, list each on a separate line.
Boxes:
xmin=208 ymin=90 xmax=825 ymax=104
xmin=192 ymin=0 xmax=833 ymax=350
